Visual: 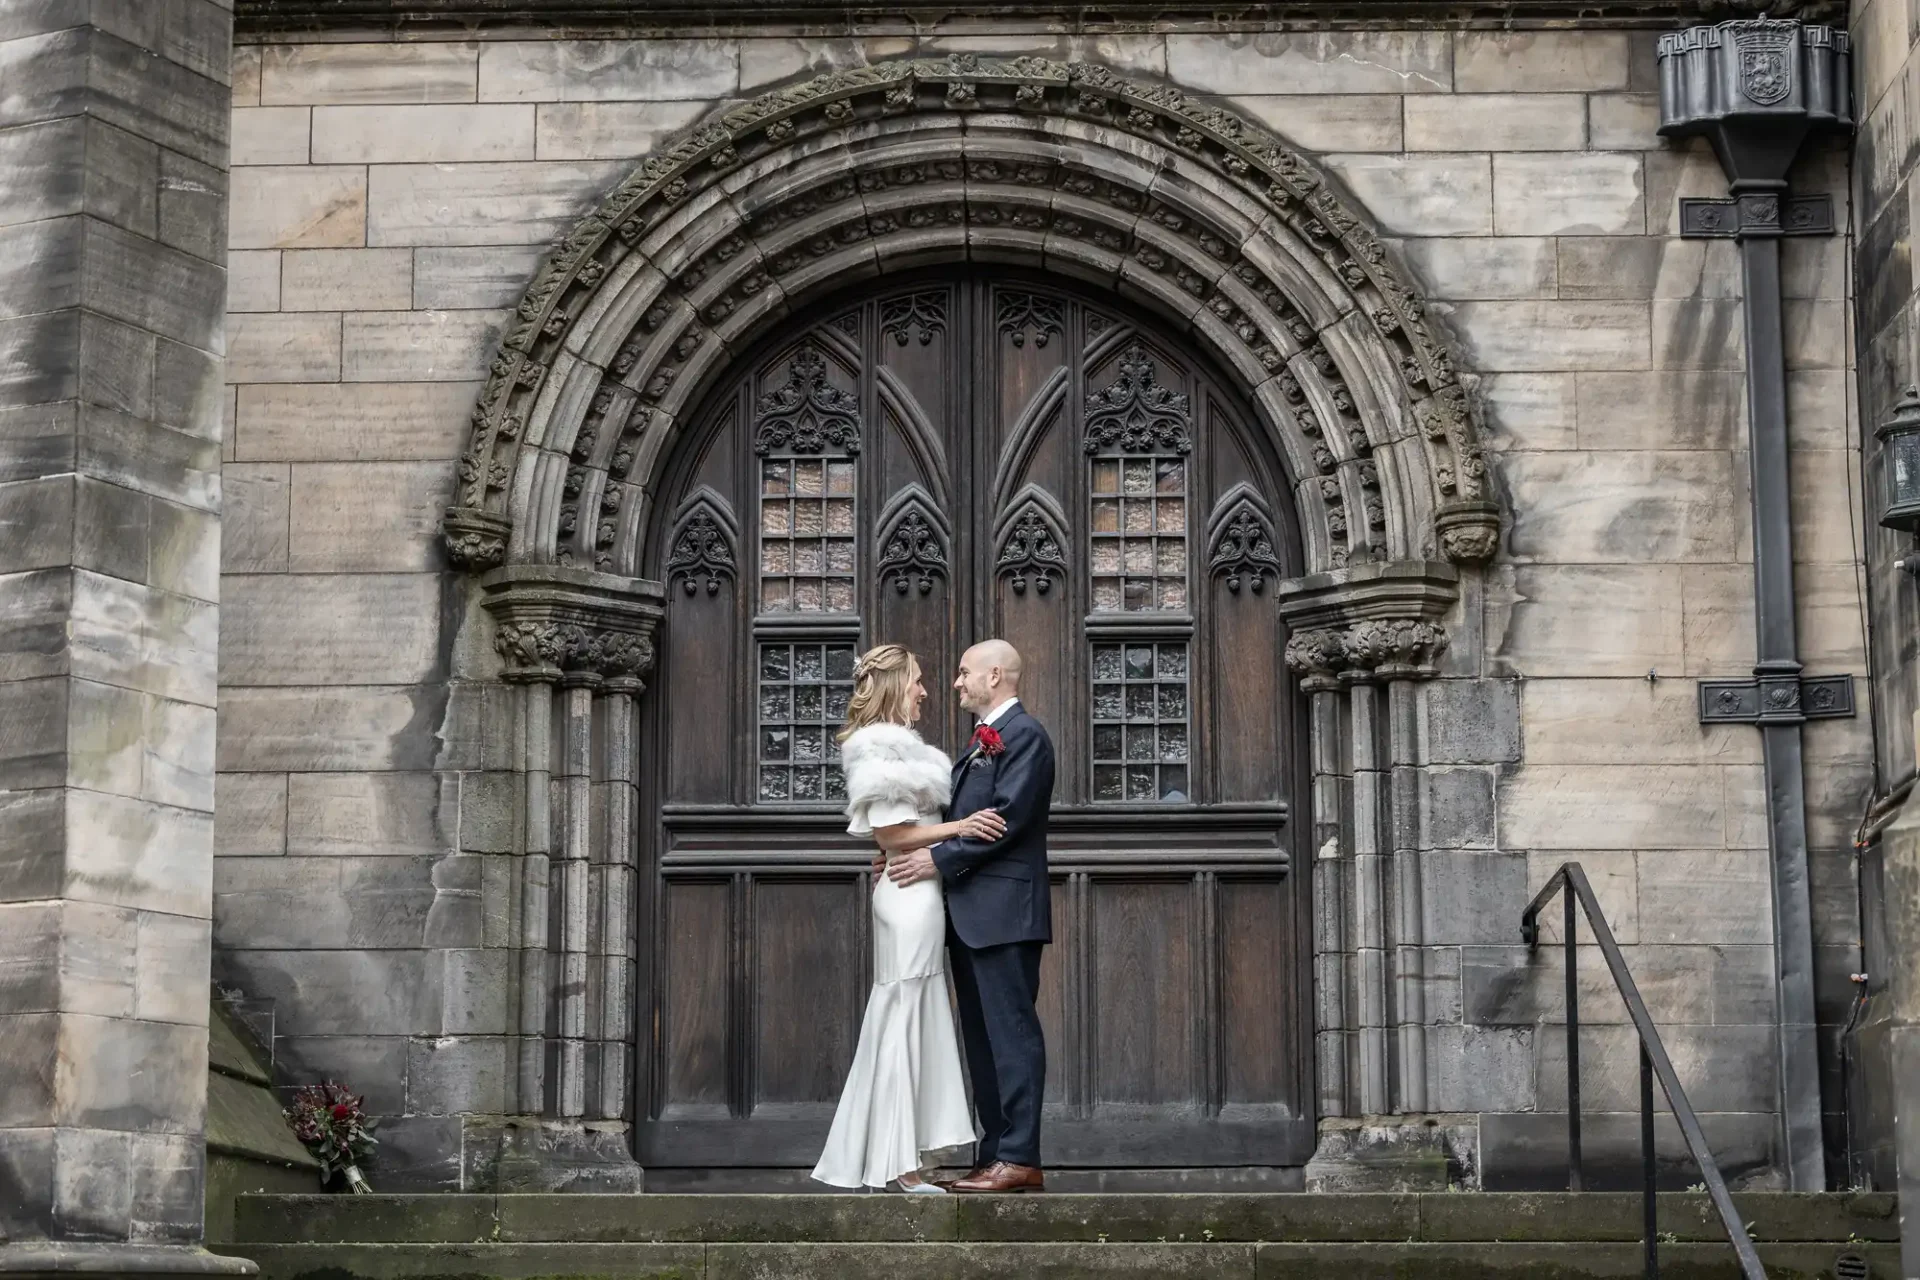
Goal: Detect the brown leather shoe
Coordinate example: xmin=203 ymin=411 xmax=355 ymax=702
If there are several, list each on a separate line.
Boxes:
xmin=931 ymin=1165 xmax=985 ymax=1191
xmin=949 ymin=1161 xmax=1044 ymax=1193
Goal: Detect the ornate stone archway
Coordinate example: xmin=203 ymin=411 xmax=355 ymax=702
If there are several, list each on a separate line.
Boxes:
xmin=441 ymin=56 xmax=1506 ymax=1186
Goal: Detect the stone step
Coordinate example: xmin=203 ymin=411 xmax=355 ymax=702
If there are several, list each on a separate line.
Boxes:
xmin=223 ymin=1239 xmax=1901 ymax=1280
xmin=231 ymin=1191 xmax=1898 ymax=1247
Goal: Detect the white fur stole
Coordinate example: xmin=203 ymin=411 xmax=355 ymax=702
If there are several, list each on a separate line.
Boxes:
xmin=840 ymin=723 xmax=952 ymax=818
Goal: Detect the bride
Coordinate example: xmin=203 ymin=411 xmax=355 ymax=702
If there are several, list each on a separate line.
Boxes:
xmin=810 ymin=644 xmax=1007 ymax=1192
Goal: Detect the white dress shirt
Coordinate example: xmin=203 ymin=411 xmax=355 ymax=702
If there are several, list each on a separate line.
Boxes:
xmin=979 ymin=696 xmax=1020 ymax=728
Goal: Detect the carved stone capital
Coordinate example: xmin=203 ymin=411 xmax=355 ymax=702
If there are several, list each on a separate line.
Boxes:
xmin=1433 ymin=500 xmax=1501 ymax=564
xmin=481 ymin=564 xmax=665 ymax=690
xmin=445 ymin=506 xmax=512 ymax=570
xmin=1278 ymin=559 xmax=1458 ymax=684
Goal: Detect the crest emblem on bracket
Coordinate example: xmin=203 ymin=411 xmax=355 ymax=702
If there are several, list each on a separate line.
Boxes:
xmin=1736 ymin=27 xmax=1794 ymax=106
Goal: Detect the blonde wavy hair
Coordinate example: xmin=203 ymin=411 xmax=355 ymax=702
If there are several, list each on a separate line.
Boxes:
xmin=837 ymin=644 xmax=921 ymax=742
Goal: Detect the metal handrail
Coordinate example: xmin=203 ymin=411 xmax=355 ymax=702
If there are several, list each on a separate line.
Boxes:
xmin=1521 ymin=861 xmax=1767 ymax=1280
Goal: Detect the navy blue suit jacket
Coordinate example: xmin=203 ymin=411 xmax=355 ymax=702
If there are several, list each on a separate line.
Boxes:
xmin=930 ymin=704 xmax=1054 ymax=949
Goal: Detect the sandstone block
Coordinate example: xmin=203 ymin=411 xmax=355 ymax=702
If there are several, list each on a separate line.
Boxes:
xmin=1494 ymin=152 xmax=1644 ymax=236
xmin=1 ymin=26 xmax=227 ymax=169
xmin=736 ymin=35 xmax=916 ymax=92
xmin=217 ymin=686 xmax=441 ymax=772
xmin=286 ymin=771 xmax=453 ymax=859
xmin=233 ymin=45 xmax=260 ymax=106
xmin=534 ymin=100 xmax=708 ymax=161
xmin=341 ymin=309 xmax=506 ymax=382
xmin=1321 ymin=154 xmax=1490 ymax=236
xmin=1477 ymin=374 xmax=1577 ymax=451
xmin=1637 ymin=848 xmax=1772 ymax=943
xmin=1785 ymin=298 xmax=1848 ymax=369
xmin=1501 ymin=449 xmax=1749 ymax=564
xmin=261 ymin=42 xmax=480 ymax=106
xmin=68 ymin=569 xmax=216 ymax=707
xmin=1556 ymin=237 xmax=1740 ymax=302
xmin=229 ymin=165 xmax=365 ymax=249
xmin=147 ymin=496 xmax=218 ymax=603
xmin=313 ymin=104 xmax=535 ymax=164
xmin=280 ymin=248 xmax=413 ymax=312
xmin=213 ymin=948 xmax=443 ymax=1035
xmin=273 ymin=1035 xmax=408 ymax=1113
xmin=1679 ymin=563 xmax=1755 ymax=675
xmin=1450 ymin=301 xmax=1650 ymax=372
xmin=1536 ymin=1022 xmax=1776 ymax=1113
xmin=1396 ymin=236 xmax=1555 ymax=301
xmin=1406 ymin=94 xmax=1586 ymax=151
xmin=1165 ymin=31 xmax=1451 ymax=95
xmin=1489 ymin=563 xmax=1684 ymax=677
xmin=133 ymin=911 xmax=212 ymax=1025
xmin=77 ymin=404 xmax=219 ymax=517
xmin=1783 ymin=235 xmax=1846 ymax=300
xmin=214 ymin=770 xmax=287 ymax=857
xmin=288 ymin=460 xmax=451 ymax=572
xmin=1790 ymin=449 xmax=1861 ymax=564
xmin=1420 ymin=678 xmax=1522 ymax=764
xmin=365 ymin=161 xmax=627 ymax=248
xmin=1651 ymin=299 xmax=1744 ymax=371
xmin=214 ymin=854 xmax=439 ymax=949
xmin=234 ymin=380 xmax=478 ymax=461
xmin=225 ymin=311 xmax=341 ymax=383
xmin=72 ymin=473 xmax=152 ymax=589
xmin=226 ymin=250 xmax=281 ymax=312
xmin=1520 ymin=677 xmax=1758 ymax=767
xmin=407 ymin=1035 xmax=510 ymax=1114
xmin=219 ymin=572 xmax=441 ymax=686
xmin=476 ymin=40 xmax=738 ymax=103
xmin=63 ymin=789 xmax=215 ymax=918
xmin=1575 ymin=370 xmax=1744 ymax=451
xmin=410 ymin=245 xmax=545 ymax=310
xmin=221 ymin=462 xmax=289 ymax=572
xmin=1226 ymin=95 xmax=1403 ymax=152
xmin=1454 ymin=32 xmax=1630 ymax=92
xmin=1500 ymin=764 xmax=1729 ymax=850
xmin=230 ymin=106 xmax=310 ymax=166
xmin=1588 ymin=93 xmax=1661 ymax=149
xmin=1426 ymin=1023 xmax=1535 ymax=1112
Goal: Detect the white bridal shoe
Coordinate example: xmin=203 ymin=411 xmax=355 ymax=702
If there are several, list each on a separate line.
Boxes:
xmin=895 ymin=1175 xmax=948 ymax=1194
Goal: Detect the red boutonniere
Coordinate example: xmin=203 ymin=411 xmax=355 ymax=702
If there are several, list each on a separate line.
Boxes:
xmin=971 ymin=725 xmax=1006 ymax=757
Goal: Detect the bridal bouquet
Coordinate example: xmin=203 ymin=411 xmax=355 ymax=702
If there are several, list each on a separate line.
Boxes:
xmin=284 ymin=1082 xmax=379 ymax=1193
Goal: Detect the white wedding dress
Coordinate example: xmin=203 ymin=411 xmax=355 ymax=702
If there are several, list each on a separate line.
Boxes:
xmin=810 ymin=723 xmax=976 ymax=1189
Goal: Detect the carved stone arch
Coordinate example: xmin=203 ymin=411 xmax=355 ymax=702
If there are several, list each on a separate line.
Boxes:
xmin=994 ymin=484 xmax=1071 ymax=597
xmin=442 ymin=54 xmax=1502 ymax=581
xmin=873 ymin=483 xmax=950 ymax=596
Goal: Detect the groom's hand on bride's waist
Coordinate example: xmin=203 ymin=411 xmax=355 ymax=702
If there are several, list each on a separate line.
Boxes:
xmin=885 ymin=847 xmax=937 ymax=886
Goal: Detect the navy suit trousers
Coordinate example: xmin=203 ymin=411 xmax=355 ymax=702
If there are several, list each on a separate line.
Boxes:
xmin=947 ymin=936 xmax=1045 ymax=1168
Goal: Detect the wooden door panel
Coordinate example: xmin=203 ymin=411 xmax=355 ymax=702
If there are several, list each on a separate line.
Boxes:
xmin=1219 ymin=877 xmax=1298 ymax=1111
xmin=1091 ymin=879 xmax=1197 ymax=1108
xmin=750 ymin=877 xmax=866 ymax=1109
xmin=659 ymin=879 xmax=732 ymax=1112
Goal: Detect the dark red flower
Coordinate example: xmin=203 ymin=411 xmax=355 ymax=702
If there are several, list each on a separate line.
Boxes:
xmin=331 ymin=1102 xmax=353 ymax=1120
xmin=971 ymin=725 xmax=1005 ymax=757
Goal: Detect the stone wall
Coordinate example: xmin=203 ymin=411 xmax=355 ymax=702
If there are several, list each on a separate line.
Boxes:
xmin=214 ymin=24 xmax=1869 ymax=1187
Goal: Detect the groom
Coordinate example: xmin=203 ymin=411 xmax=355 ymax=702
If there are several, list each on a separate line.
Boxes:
xmin=885 ymin=639 xmax=1054 ymax=1192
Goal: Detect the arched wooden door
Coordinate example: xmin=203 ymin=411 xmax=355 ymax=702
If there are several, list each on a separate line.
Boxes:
xmin=639 ymin=270 xmax=1312 ymax=1177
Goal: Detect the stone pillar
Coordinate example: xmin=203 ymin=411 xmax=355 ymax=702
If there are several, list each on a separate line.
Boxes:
xmin=1283 ymin=563 xmax=1459 ymax=1191
xmin=0 ymin=6 xmax=250 ymax=1276
xmin=479 ymin=566 xmax=660 ymax=1190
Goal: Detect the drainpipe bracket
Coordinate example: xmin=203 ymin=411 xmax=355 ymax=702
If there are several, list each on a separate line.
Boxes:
xmin=1697 ymin=673 xmax=1857 ymax=724
xmin=1678 ymin=193 xmax=1835 ymax=239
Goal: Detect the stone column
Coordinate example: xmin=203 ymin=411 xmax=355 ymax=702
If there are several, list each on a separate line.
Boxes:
xmin=0 ymin=7 xmax=251 ymax=1276
xmin=1282 ymin=563 xmax=1459 ymax=1190
xmin=479 ymin=567 xmax=660 ymax=1190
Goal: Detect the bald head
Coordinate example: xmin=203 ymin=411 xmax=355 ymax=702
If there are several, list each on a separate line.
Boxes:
xmin=955 ymin=639 xmax=1023 ymax=714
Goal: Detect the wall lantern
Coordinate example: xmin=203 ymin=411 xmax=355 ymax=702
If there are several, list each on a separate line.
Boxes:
xmin=1877 ymin=385 xmax=1920 ymax=535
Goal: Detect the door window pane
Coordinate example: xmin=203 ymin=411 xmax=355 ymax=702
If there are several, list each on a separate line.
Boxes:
xmin=1090 ymin=641 xmax=1191 ymax=803
xmin=760 ymin=458 xmax=856 ymax=613
xmin=758 ymin=642 xmax=856 ymax=803
xmin=1090 ymin=454 xmax=1188 ymax=613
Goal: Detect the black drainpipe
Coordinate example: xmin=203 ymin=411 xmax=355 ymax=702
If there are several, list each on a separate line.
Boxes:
xmin=1656 ymin=18 xmax=1854 ymax=1190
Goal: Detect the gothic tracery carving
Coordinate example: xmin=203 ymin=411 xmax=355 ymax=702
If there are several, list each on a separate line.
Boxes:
xmin=1208 ymin=497 xmax=1283 ymax=595
xmin=752 ymin=346 xmax=862 ymax=456
xmin=994 ymin=489 xmax=1070 ymax=596
xmin=1084 ymin=347 xmax=1192 ymax=455
xmin=665 ymin=488 xmax=738 ymax=596
xmin=881 ymin=291 xmax=947 ymax=346
xmin=873 ymin=486 xmax=949 ymax=596
xmin=996 ymin=291 xmax=1065 ymax=349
